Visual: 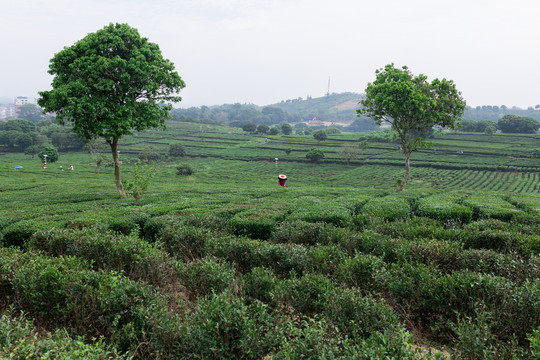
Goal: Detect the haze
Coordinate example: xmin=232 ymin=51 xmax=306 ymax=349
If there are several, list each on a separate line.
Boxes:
xmin=1 ymin=0 xmax=539 ymax=108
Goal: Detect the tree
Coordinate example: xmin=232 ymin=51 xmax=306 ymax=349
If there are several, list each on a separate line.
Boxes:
xmin=24 ymin=145 xmax=40 ymax=159
xmin=358 ymin=64 xmax=466 ymax=191
xmin=38 ymin=145 xmax=59 ymax=163
xmin=305 ymin=147 xmax=325 ymax=163
xmin=38 ymin=23 xmax=185 ymax=198
xmin=268 ymin=126 xmax=280 ymax=135
xmin=281 ymin=123 xmax=293 ymax=135
xmin=313 ymin=129 xmax=328 ymax=142
xmin=242 ymin=122 xmax=257 ymax=133
xmin=17 ymin=104 xmax=43 ymax=123
xmin=256 ymin=124 xmax=269 ymax=134
xmin=497 ymin=114 xmax=539 ymax=133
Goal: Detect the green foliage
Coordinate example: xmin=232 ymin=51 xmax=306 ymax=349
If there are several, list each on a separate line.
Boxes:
xmin=312 ymin=129 xmax=328 ymax=141
xmin=23 ymin=145 xmax=39 ymax=158
xmin=38 ymin=145 xmax=59 ymax=163
xmin=416 ymin=193 xmax=473 ymax=224
xmin=359 ymin=63 xmax=466 ymax=190
xmin=243 ymin=122 xmax=257 ymax=133
xmin=0 ymin=309 xmax=128 ymax=359
xmin=176 ymin=162 xmax=195 ymax=176
xmin=281 ymin=123 xmax=293 ymax=135
xmin=138 ymin=146 xmax=162 ymax=162
xmin=177 ymin=256 xmax=236 ymax=298
xmin=38 ymin=23 xmax=185 ymax=198
xmin=124 ymin=160 xmax=156 ymax=204
xmin=305 ymin=147 xmax=325 ymax=163
xmin=361 ymin=196 xmax=411 ymax=221
xmin=168 ymin=143 xmax=186 ymax=157
xmin=498 ymin=114 xmax=540 ymax=134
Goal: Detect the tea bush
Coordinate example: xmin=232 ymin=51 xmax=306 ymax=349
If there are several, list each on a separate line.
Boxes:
xmin=2 ymin=220 xmax=38 ymax=248
xmin=181 ymin=292 xmax=278 ymax=359
xmin=289 ymin=201 xmax=352 ymax=227
xmin=176 ymin=256 xmax=236 ymax=299
xmin=325 ymin=287 xmax=401 ymax=341
xmin=416 ymin=194 xmax=473 ymax=224
xmin=361 ymin=196 xmax=411 ymax=221
xmin=28 ymin=228 xmax=177 ymax=288
xmin=0 ymin=309 xmax=128 ymax=359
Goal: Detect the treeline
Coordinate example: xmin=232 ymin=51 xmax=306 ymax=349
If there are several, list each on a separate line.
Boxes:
xmin=0 ymin=118 xmax=84 ymax=153
xmin=463 ymin=105 xmax=540 ymax=121
xmin=170 ymin=98 xmax=379 ymax=133
xmin=460 ymin=114 xmax=540 ymax=134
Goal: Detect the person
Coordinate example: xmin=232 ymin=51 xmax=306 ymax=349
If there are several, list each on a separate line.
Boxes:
xmin=278 ymin=174 xmax=287 ymax=187
xmin=69 ymin=164 xmax=74 ymax=170
xmin=42 ymin=163 xmax=46 ymax=169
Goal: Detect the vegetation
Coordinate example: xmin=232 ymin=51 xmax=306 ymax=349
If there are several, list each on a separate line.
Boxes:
xmin=359 ymin=64 xmax=466 ymax=191
xmin=1 ymin=120 xmax=540 ymax=358
xmin=38 ymin=23 xmax=186 ymax=198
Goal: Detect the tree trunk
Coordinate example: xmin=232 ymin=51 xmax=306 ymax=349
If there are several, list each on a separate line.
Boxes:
xmin=109 ymin=137 xmax=127 ymax=198
xmin=396 ymin=152 xmax=411 ymax=192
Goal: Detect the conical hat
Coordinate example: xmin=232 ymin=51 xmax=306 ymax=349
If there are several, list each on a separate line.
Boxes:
xmin=278 ymin=174 xmax=287 ymax=180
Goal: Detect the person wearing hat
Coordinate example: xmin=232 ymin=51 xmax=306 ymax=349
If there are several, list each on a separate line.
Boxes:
xmin=278 ymin=174 xmax=287 ymax=187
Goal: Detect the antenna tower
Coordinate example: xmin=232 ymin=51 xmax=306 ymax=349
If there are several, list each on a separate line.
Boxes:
xmin=326 ymin=76 xmax=330 ymax=96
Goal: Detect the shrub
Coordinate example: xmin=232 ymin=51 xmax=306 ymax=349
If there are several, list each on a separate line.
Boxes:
xmin=416 ymin=194 xmax=473 ymax=224
xmin=29 ymin=228 xmax=176 ymax=288
xmin=159 ymin=224 xmax=214 ymax=261
xmin=176 ymin=256 xmax=236 ymax=299
xmin=38 ymin=145 xmax=59 ymax=163
xmin=0 ymin=309 xmax=128 ymax=359
xmin=273 ymin=272 xmax=334 ymax=315
xmin=176 ymin=163 xmax=195 ymax=176
xmin=289 ymin=201 xmax=352 ymax=227
xmin=2 ymin=220 xmax=38 ymax=248
xmin=336 ymin=253 xmax=387 ymax=292
xmin=270 ymin=220 xmax=346 ymax=246
xmin=242 ymin=266 xmax=278 ymax=304
xmin=361 ymin=196 xmax=411 ymax=221
xmin=325 ymin=287 xmax=401 ymax=341
xmin=305 ymin=147 xmax=325 ymax=162
xmin=182 ymin=292 xmax=277 ymax=359
xmin=169 ymin=143 xmax=186 ymax=157
xmin=229 ymin=207 xmax=286 ymax=240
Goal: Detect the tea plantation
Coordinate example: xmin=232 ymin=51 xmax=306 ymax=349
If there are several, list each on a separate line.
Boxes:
xmin=1 ymin=122 xmax=539 ymax=359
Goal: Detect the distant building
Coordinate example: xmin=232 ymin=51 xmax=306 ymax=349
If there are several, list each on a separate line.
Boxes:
xmin=0 ymin=104 xmax=16 ymax=121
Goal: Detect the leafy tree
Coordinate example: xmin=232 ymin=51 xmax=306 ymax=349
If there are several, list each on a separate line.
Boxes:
xmin=17 ymin=104 xmax=43 ymax=123
xmin=14 ymin=133 xmax=34 ymax=151
xmin=242 ymin=122 xmax=257 ymax=133
xmin=256 ymin=124 xmax=269 ymax=134
xmin=358 ymin=64 xmax=466 ymax=191
xmin=476 ymin=120 xmax=497 ymax=132
xmin=313 ymin=130 xmax=328 ymax=142
xmin=4 ymin=119 xmax=37 ymax=133
xmin=38 ymin=23 xmax=185 ymax=198
xmin=305 ymin=147 xmax=325 ymax=163
xmin=169 ymin=143 xmax=186 ymax=157
xmin=497 ymin=114 xmax=539 ymax=133
xmin=281 ymin=123 xmax=293 ymax=135
xmin=24 ymin=145 xmax=40 ymax=159
xmin=268 ymin=126 xmax=280 ymax=135
xmin=38 ymin=145 xmax=59 ymax=163
xmin=485 ymin=126 xmax=496 ymax=135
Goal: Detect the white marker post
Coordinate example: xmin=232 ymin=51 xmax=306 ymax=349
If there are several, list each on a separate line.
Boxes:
xmin=275 ymin=158 xmax=278 ymax=168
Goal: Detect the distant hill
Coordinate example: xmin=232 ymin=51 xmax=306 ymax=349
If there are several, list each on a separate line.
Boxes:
xmin=271 ymin=92 xmax=361 ymax=116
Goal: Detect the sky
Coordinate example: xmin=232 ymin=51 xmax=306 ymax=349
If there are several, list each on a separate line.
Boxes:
xmin=1 ymin=0 xmax=539 ymax=109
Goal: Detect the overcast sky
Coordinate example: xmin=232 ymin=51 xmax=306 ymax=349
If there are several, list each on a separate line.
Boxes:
xmin=1 ymin=0 xmax=539 ymax=108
